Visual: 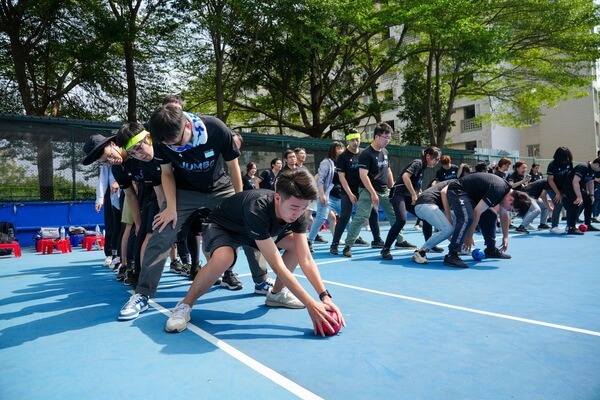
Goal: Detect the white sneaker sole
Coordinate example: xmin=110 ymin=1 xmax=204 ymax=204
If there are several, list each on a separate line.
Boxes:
xmin=265 ymin=299 xmax=305 ymax=309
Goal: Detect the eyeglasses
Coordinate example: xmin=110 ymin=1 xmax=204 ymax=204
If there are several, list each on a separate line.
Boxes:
xmin=99 ymin=145 xmax=120 ymax=165
xmin=378 ymin=135 xmax=392 ymax=141
xmin=165 ymin=120 xmax=189 ymax=152
xmin=126 ymin=140 xmax=147 ymax=157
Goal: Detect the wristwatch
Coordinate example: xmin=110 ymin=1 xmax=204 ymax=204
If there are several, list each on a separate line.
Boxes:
xmin=319 ymin=289 xmax=331 ymax=301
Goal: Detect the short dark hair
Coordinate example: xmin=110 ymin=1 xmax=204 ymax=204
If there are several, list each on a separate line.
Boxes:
xmin=270 ymin=158 xmax=281 ymax=168
xmin=283 ymin=149 xmax=296 ymax=160
xmin=246 ymin=162 xmax=257 ymax=173
xmin=422 ymin=146 xmax=441 ymax=162
xmin=552 ymin=147 xmax=573 ymax=164
xmin=115 ymin=122 xmax=146 ymax=148
xmin=474 ymin=162 xmax=488 ymax=173
xmin=149 ymin=104 xmax=184 ymax=143
xmin=275 ymin=169 xmax=318 ymax=201
xmin=511 ymin=190 xmax=531 ymax=218
xmin=162 ymin=94 xmax=183 ymax=106
xmin=373 ymin=122 xmax=393 ymax=137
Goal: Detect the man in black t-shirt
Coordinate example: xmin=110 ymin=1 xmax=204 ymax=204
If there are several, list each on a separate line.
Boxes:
xmin=443 ymin=173 xmax=531 ymax=268
xmin=164 ymin=169 xmax=345 ymax=336
xmin=341 ymin=123 xmax=404 ymax=258
xmin=562 ymin=158 xmax=600 ymax=234
xmin=118 ymin=105 xmax=243 ymax=321
xmin=330 ymin=131 xmax=381 ymax=255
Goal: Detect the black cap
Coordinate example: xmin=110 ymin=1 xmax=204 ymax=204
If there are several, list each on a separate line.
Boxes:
xmin=82 ymin=134 xmax=116 ymax=165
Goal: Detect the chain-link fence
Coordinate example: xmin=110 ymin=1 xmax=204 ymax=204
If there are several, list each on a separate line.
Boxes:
xmin=1 ymin=114 xmax=541 ymax=203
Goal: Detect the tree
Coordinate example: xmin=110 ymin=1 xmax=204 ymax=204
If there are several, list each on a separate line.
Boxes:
xmin=0 ymin=0 xmax=121 ymax=199
xmin=210 ymin=0 xmax=416 ymax=138
xmin=403 ymin=0 xmax=600 ymax=148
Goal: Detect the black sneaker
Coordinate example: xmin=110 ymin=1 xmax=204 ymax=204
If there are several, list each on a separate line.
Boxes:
xmin=354 ymin=237 xmax=369 ymax=247
xmin=314 ymin=234 xmax=328 ymax=244
xmin=169 ymin=259 xmax=183 ymax=274
xmin=307 ymin=241 xmax=314 ymax=253
xmin=180 ymin=263 xmax=191 ymax=277
xmin=443 ymin=253 xmax=467 ymax=268
xmin=484 ymin=247 xmax=512 ymax=259
xmin=381 ymin=248 xmax=393 ymax=260
xmin=371 ymin=239 xmax=385 ymax=249
xmin=431 ymin=246 xmax=444 ymax=253
xmin=586 ymin=225 xmax=600 ymax=232
xmin=220 ymin=270 xmax=243 ymax=290
xmin=515 ymin=225 xmax=529 ymax=234
xmin=329 ymin=244 xmax=338 ymax=255
xmin=395 ymin=240 xmax=417 ymax=249
xmin=123 ymin=269 xmax=134 ymax=286
xmin=566 ymin=227 xmax=584 ymax=235
xmin=189 ymin=264 xmax=200 ymax=281
xmin=342 ymin=245 xmax=352 ymax=258
xmin=537 ymin=224 xmax=551 ymax=230
xmin=116 ymin=265 xmax=127 ymax=282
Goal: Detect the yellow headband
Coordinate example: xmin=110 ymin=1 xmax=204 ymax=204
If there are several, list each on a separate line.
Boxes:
xmin=345 ymin=132 xmax=360 ymax=141
xmin=123 ymin=131 xmax=149 ymax=151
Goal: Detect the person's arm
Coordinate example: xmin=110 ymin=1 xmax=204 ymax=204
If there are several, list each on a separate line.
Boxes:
xmin=457 ymin=163 xmax=465 ymax=179
xmin=123 ymin=186 xmax=142 ymax=233
xmin=586 ymin=179 xmax=595 ymax=205
xmin=153 ymin=163 xmax=177 ymax=232
xmin=440 ymin=186 xmax=452 ymax=224
xmin=154 ymin=184 xmax=166 ymax=209
xmin=338 ymin=172 xmax=357 ymax=204
xmin=255 ymin=235 xmax=344 ymax=336
xmin=360 ymin=168 xmax=379 ymax=208
xmin=498 ymin=205 xmax=510 ymax=251
xmin=547 ymin=175 xmax=563 ymax=203
xmin=227 ymin=159 xmax=243 ymax=193
xmin=316 ymin=160 xmax=329 ymax=205
xmin=572 ymin=175 xmax=583 ymax=205
xmin=401 ymin=172 xmax=418 ymax=205
xmin=95 ymin=165 xmax=108 ymax=212
xmin=463 ymin=199 xmax=490 ymax=250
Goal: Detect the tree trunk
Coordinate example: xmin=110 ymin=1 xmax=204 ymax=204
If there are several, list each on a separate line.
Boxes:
xmin=124 ymin=41 xmax=137 ymax=122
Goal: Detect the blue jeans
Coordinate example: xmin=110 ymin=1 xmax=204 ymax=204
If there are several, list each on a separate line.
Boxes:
xmin=308 ymin=196 xmax=342 ymax=242
xmin=414 ymin=204 xmax=453 ymax=251
xmin=520 ymin=196 xmax=548 ymax=227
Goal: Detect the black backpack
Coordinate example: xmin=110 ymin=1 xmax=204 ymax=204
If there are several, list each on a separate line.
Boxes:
xmin=0 ymin=221 xmax=15 ymax=256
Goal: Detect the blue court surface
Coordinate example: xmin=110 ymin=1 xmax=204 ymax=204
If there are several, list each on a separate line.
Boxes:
xmin=1 ymin=222 xmax=599 ymax=400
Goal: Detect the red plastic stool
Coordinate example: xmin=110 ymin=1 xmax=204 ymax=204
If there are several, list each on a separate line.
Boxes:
xmin=37 ymin=238 xmax=55 ymax=254
xmin=82 ymin=235 xmax=104 ymax=251
xmin=0 ymin=241 xmax=21 ymax=257
xmin=55 ymin=239 xmax=72 ymax=253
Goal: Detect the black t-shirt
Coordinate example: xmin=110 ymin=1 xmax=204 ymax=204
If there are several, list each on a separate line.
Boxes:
xmin=393 ymin=158 xmax=424 ymax=197
xmin=152 ymin=115 xmax=240 ymax=193
xmin=449 ymin=173 xmax=510 ymax=207
xmin=329 ymin=172 xmax=342 ymax=199
xmin=434 ymin=164 xmax=459 ymax=182
xmin=111 ymin=158 xmax=160 ymax=190
xmin=524 ymin=178 xmax=549 ymax=199
xmin=507 ymin=171 xmax=526 ymax=192
xmin=208 ymin=189 xmax=307 ymax=248
xmin=358 ymin=145 xmax=390 ymax=192
xmin=242 ymin=174 xmax=255 ymax=191
xmin=258 ymin=169 xmax=277 ymax=190
xmin=565 ymin=163 xmax=597 ymax=194
xmin=546 ymin=160 xmax=572 ymax=190
xmin=529 ymin=172 xmax=543 ymax=182
xmin=335 ymin=148 xmax=361 ymax=194
xmin=415 ymin=180 xmax=454 ymax=208
xmin=494 ymin=170 xmax=507 ymax=180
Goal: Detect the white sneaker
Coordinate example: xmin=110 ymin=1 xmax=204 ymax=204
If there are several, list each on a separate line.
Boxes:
xmin=412 ymin=249 xmax=428 ymax=264
xmin=109 ymin=256 xmax=121 ymax=270
xmin=550 ymin=227 xmax=565 ymax=234
xmin=414 ymin=224 xmax=422 ymax=231
xmin=103 ymin=256 xmax=112 ymax=267
xmin=165 ymin=302 xmax=192 ymax=332
xmin=265 ymin=287 xmax=305 ymax=309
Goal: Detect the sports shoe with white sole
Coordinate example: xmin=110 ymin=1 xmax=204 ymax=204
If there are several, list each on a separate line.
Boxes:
xmin=412 ymin=249 xmax=428 ymax=264
xmin=265 ymin=287 xmax=305 ymax=309
xmin=118 ymin=293 xmax=149 ymax=321
xmin=103 ymin=255 xmax=113 ymax=268
xmin=550 ymin=226 xmax=565 ymax=234
xmin=165 ymin=302 xmax=192 ymax=333
xmin=254 ymin=278 xmax=275 ymax=295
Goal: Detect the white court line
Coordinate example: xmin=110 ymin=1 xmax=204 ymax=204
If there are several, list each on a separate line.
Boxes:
xmin=148 ymin=298 xmax=323 ymax=400
xmin=310 ymin=279 xmax=600 ymax=337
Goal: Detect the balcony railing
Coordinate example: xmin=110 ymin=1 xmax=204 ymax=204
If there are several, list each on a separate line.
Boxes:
xmin=461 ymin=118 xmax=482 ymax=132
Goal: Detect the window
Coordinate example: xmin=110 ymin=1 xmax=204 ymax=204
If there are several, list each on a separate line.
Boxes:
xmin=527 ymin=144 xmax=540 ymax=157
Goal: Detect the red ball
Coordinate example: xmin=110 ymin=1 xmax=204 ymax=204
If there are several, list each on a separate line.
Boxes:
xmin=579 ymin=224 xmax=588 ymax=232
xmin=321 ymin=310 xmax=341 ymax=336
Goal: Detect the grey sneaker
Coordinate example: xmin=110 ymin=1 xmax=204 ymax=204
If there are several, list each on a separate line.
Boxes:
xmin=265 ymin=288 xmax=305 ymax=309
xmin=395 ymin=240 xmax=417 ymax=249
xmin=342 ymin=245 xmax=352 ymax=258
xmin=165 ymin=302 xmax=192 ymax=333
xmin=354 ymin=237 xmax=369 ymax=247
xmin=169 ymin=259 xmax=183 ymax=274
xmin=370 ymin=239 xmax=385 ymax=249
xmin=443 ymin=253 xmax=467 ymax=268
